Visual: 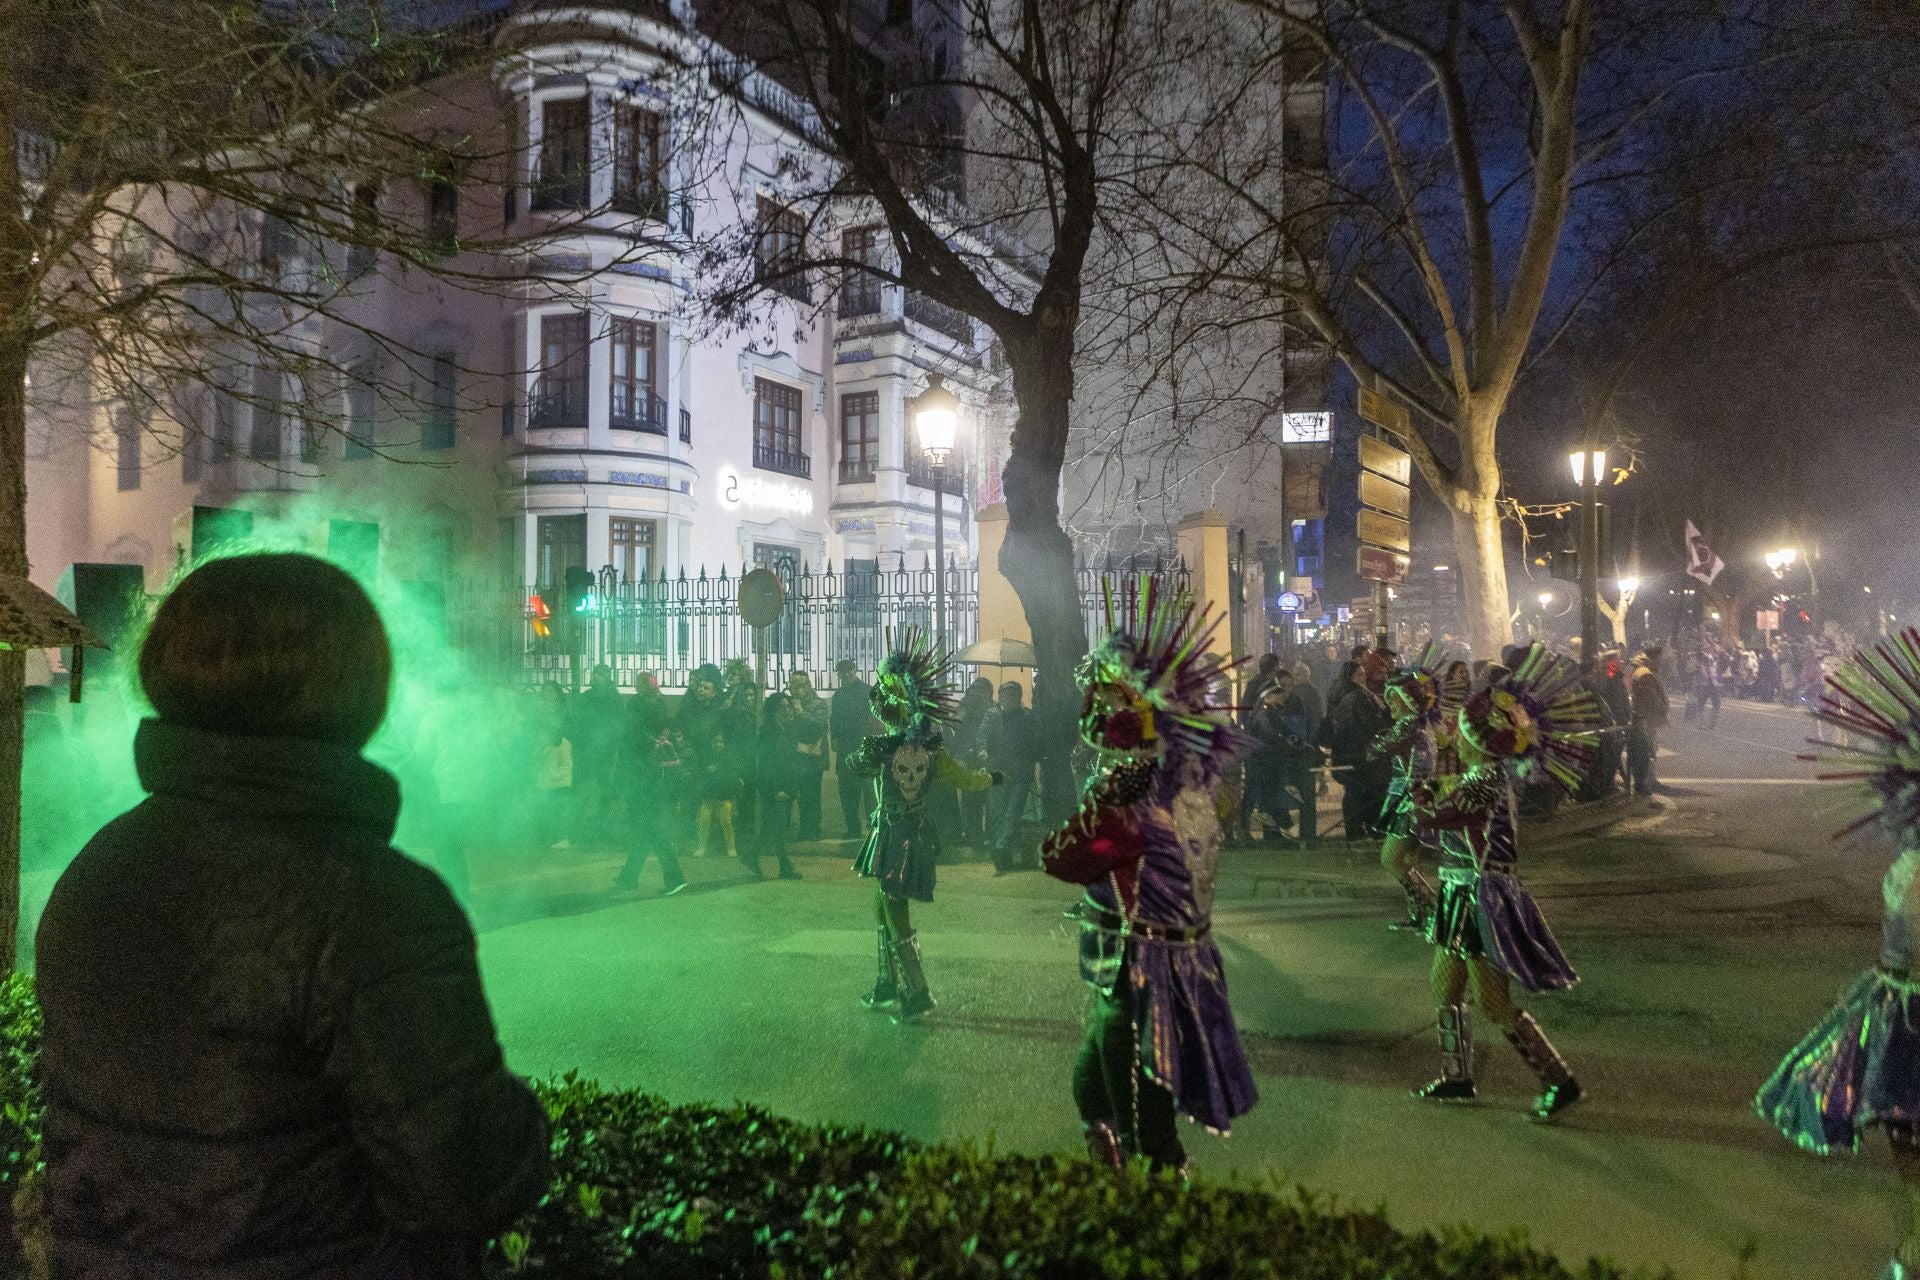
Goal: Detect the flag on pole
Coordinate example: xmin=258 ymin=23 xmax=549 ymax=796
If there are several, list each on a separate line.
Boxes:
xmin=1685 ymin=520 xmax=1724 ymax=586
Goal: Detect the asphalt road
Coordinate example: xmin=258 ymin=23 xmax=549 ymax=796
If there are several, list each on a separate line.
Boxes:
xmin=19 ymin=696 xmax=1885 ymax=1278
xmin=445 ymin=695 xmax=1906 ymax=1279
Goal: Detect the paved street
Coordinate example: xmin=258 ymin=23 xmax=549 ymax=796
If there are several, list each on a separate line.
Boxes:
xmin=25 ymin=697 xmax=1877 ymax=1278
xmin=457 ymin=697 xmax=1900 ymax=1278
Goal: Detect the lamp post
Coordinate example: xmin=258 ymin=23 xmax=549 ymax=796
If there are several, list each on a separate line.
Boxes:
xmin=1767 ymin=545 xmax=1819 ymax=633
xmin=912 ymin=374 xmax=961 ymax=648
xmin=1569 ymin=448 xmax=1607 ymax=668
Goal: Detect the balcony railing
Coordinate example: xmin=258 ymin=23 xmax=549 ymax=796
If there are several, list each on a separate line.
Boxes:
xmin=838 ymin=457 xmax=877 ymax=483
xmin=531 ymin=172 xmax=588 ymax=212
xmin=754 ymin=442 xmax=812 ymax=479
xmin=529 ymin=379 xmax=588 ymax=430
xmin=837 ymin=286 xmax=884 ymax=319
xmin=904 ymin=292 xmax=973 ymax=345
xmin=611 ymin=389 xmax=667 ymax=434
xmin=907 ymin=459 xmax=966 ymax=496
xmin=612 ymin=182 xmax=669 ymax=221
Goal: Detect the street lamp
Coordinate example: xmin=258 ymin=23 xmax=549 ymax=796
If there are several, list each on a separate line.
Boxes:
xmin=1568 ymin=448 xmax=1608 ymax=668
xmin=912 ymin=374 xmax=962 ymax=649
xmin=1765 ymin=547 xmax=1798 ymax=576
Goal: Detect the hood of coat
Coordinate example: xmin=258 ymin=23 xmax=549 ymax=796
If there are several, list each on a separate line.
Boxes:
xmin=133 ymin=717 xmax=403 ymax=840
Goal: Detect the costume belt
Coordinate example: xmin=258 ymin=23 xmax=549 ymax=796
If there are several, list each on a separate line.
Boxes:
xmin=1077 ymin=903 xmax=1210 ymax=945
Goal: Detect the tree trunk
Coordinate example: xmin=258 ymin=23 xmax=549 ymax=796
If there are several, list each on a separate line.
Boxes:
xmin=998 ymin=343 xmax=1085 ymax=823
xmin=1449 ymin=491 xmax=1511 ymax=662
xmin=0 ymin=331 xmax=28 ymax=972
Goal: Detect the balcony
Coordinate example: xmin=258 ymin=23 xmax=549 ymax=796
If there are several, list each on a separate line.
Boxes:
xmin=838 ymin=286 xmax=884 ymax=319
xmin=754 ymin=442 xmax=812 ymax=479
xmin=531 ymin=172 xmax=588 ymax=212
xmin=906 ymin=459 xmax=966 ymax=497
xmin=611 ymin=388 xmax=667 ymax=434
xmin=529 ymin=380 xmax=588 ymax=430
xmin=838 ymin=457 xmax=877 ymax=484
xmin=904 ymin=292 xmax=972 ymax=346
xmin=612 ymin=182 xmax=669 ymax=222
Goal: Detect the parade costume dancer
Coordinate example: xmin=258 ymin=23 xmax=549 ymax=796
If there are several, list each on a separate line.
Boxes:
xmin=1373 ymin=646 xmax=1464 ymax=930
xmin=850 ymin=629 xmax=998 ymax=1023
xmin=1756 ymin=629 xmax=1920 ymax=1280
xmin=1041 ymin=584 xmax=1258 ymax=1171
xmin=1414 ymin=645 xmax=1598 ymax=1121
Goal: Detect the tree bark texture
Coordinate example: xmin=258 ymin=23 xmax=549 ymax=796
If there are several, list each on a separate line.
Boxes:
xmin=0 ymin=330 xmax=28 ymax=971
xmin=999 ymin=334 xmax=1086 ymax=823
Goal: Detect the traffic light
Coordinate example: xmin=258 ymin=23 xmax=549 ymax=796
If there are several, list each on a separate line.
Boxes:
xmin=563 ymin=565 xmax=594 ymax=616
xmin=1547 ymin=515 xmax=1580 ymax=582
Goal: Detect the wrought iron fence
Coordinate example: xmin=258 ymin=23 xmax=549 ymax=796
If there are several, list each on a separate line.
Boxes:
xmin=449 ymin=555 xmax=1194 ymax=690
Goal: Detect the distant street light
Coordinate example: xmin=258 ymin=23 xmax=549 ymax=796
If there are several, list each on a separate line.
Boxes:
xmin=1618 ymin=576 xmax=1640 ymax=596
xmin=1538 ymin=590 xmax=1554 ymax=608
xmin=911 ymin=374 xmax=963 ymax=648
xmin=1568 ymin=448 xmax=1609 ymax=668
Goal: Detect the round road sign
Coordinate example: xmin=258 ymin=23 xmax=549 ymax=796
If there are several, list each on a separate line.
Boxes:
xmin=737 ymin=567 xmax=787 ymax=628
xmin=1276 ymin=591 xmax=1303 ymax=613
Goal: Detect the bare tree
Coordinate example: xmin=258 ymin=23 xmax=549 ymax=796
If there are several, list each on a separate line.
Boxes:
xmin=1163 ymin=0 xmax=1871 ymax=657
xmin=689 ymin=0 xmax=1259 ymax=813
xmin=0 ymin=0 xmax=700 ymax=966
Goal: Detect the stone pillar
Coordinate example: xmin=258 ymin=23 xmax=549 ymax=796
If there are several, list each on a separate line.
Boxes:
xmin=1177 ymin=508 xmax=1234 ymax=658
xmin=973 ymin=502 xmax=1032 ymax=694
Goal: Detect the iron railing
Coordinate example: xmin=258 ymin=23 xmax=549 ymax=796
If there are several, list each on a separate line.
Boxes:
xmin=529 ymin=378 xmax=588 ymax=430
xmin=753 ymin=442 xmax=811 ymax=478
xmin=904 ymin=292 xmax=972 ymax=345
xmin=449 ymin=557 xmax=1192 ymax=691
xmin=610 ymin=388 xmax=667 ymax=434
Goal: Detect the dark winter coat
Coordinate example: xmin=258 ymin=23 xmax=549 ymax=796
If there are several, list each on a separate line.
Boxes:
xmin=36 ymin=719 xmax=547 ymax=1280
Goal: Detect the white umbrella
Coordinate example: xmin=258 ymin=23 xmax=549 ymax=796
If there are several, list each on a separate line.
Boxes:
xmin=954 ymin=636 xmax=1038 ymax=668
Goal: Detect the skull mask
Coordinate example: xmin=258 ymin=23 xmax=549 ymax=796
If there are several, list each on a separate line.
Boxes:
xmin=890 ymin=742 xmax=933 ymax=804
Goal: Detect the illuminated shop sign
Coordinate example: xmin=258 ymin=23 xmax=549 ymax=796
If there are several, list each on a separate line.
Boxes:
xmin=719 ymin=469 xmax=815 ymax=515
xmin=1282 ymin=411 xmax=1332 ymax=443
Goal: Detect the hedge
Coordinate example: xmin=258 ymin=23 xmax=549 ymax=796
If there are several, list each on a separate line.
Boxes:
xmin=0 ymin=974 xmax=1666 ymax=1278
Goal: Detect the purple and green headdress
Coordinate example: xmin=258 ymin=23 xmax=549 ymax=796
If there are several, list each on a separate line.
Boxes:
xmin=1459 ymin=643 xmax=1601 ymax=793
xmin=1804 ymin=628 xmax=1920 ymax=842
xmin=1385 ymin=640 xmax=1463 ymax=728
xmin=1076 ymin=578 xmax=1254 ymax=765
xmin=871 ymin=625 xmax=957 ymax=746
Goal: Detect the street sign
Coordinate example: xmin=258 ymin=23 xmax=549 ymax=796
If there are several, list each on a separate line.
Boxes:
xmin=1358 ymin=470 xmax=1410 ymax=518
xmin=1357 ymin=545 xmax=1411 ymax=586
xmin=1277 ymin=591 xmax=1302 ymax=613
xmin=1358 ymin=433 xmax=1412 ymax=485
xmin=1358 ymin=387 xmax=1411 ymax=437
xmin=1357 ymin=508 xmax=1411 ymax=552
xmin=737 ymin=567 xmax=787 ymax=627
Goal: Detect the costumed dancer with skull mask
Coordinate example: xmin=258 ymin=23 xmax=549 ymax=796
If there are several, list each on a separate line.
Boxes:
xmin=1372 ymin=646 xmax=1466 ymax=931
xmin=1041 ymin=583 xmax=1259 ymax=1171
xmin=850 ymin=629 xmax=1000 ymax=1024
xmin=1413 ymin=645 xmax=1599 ymax=1121
xmin=1756 ymin=630 xmax=1920 ymax=1280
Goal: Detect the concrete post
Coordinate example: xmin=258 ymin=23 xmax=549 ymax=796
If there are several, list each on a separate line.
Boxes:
xmin=1177 ymin=509 xmax=1234 ymax=659
xmin=973 ymin=502 xmax=1032 ymax=693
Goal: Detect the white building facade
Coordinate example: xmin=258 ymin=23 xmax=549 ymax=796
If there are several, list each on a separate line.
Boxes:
xmin=26 ymin=1 xmax=999 ymax=666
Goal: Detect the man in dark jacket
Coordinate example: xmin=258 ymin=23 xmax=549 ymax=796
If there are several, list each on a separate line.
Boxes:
xmin=984 ymin=681 xmax=1042 ymax=871
xmin=831 ymin=659 xmax=880 ymax=838
xmin=36 ymin=553 xmax=545 ymax=1280
xmin=1628 ymin=647 xmax=1670 ymax=798
xmin=1321 ymin=651 xmax=1393 ymax=840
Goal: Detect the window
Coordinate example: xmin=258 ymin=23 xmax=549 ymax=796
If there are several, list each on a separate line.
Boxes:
xmin=212 ymin=388 xmax=238 ymax=462
xmin=755 ymin=197 xmax=810 ymax=302
xmin=611 ymin=517 xmax=656 ymax=581
xmin=610 ymin=319 xmax=661 ymax=432
xmin=536 ymin=513 xmax=587 ymax=589
xmin=260 ymin=214 xmax=294 ymax=282
xmin=532 ymin=313 xmax=589 ymax=428
xmin=535 ymin=97 xmax=590 ymax=210
xmin=114 ymin=404 xmax=142 ymax=491
xmin=424 ymin=354 xmax=457 ymax=450
xmin=840 ymin=391 xmax=878 ymax=481
xmin=298 ymin=401 xmax=321 ymax=463
xmin=347 ymin=184 xmax=379 ymax=278
xmin=839 ymin=228 xmax=883 ymax=317
xmin=753 ymin=377 xmax=808 ymax=477
xmin=425 ymin=178 xmax=458 ymax=255
xmin=679 ymin=405 xmax=691 ymax=443
xmin=613 ymin=105 xmax=665 ymax=217
xmin=345 ymin=383 xmax=376 ymax=459
xmin=250 ymin=369 xmax=283 ymax=461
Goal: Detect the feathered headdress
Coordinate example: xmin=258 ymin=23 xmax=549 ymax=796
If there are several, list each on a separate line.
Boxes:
xmin=1076 ymin=578 xmax=1254 ymax=763
xmin=1459 ymin=643 xmax=1600 ymax=793
xmin=1803 ymin=628 xmax=1920 ymax=842
xmin=1385 ymin=640 xmax=1464 ymax=728
xmin=870 ymin=625 xmax=957 ymax=745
